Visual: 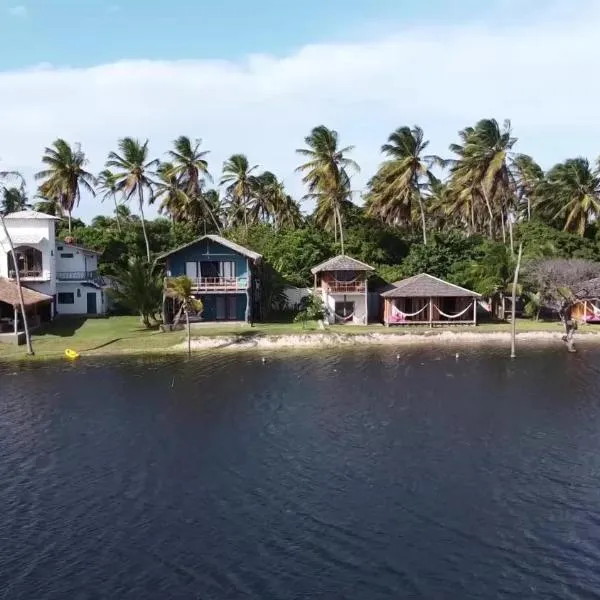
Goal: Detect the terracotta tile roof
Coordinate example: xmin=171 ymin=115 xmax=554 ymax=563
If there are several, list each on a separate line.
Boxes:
xmin=0 ymin=278 xmax=53 ymax=307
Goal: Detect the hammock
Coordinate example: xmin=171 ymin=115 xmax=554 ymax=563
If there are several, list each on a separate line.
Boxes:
xmin=478 ymin=300 xmax=492 ymax=312
xmin=433 ymin=304 xmax=473 ymax=320
xmin=334 ymin=311 xmax=355 ymax=322
xmin=390 ymin=303 xmax=429 ymax=322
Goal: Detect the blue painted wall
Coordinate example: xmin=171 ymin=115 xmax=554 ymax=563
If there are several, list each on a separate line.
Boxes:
xmin=166 ymin=238 xmax=249 ymax=280
xmin=197 ymin=294 xmax=247 ymax=320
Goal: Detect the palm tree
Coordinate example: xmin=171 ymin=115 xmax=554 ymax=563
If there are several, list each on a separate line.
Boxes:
xmin=296 ymin=125 xmax=359 ymax=254
xmin=155 ymin=162 xmax=190 ymax=224
xmin=97 ymin=169 xmax=122 ymax=232
xmin=35 ymin=139 xmax=95 ymax=234
xmin=106 ymin=138 xmax=159 ymax=261
xmin=0 ymin=170 xmax=33 ymax=355
xmin=33 ymin=194 xmax=63 ymax=217
xmin=512 ymin=154 xmax=545 ymax=222
xmin=538 ymin=158 xmax=600 ymax=235
xmin=165 ymin=275 xmax=202 ymax=357
xmin=166 ymin=136 xmax=221 ymax=233
xmin=1 ymin=186 xmax=30 ymax=215
xmin=449 ymin=119 xmax=517 ymax=239
xmin=220 ymin=154 xmax=258 ymax=229
xmin=109 ymin=257 xmax=163 ymax=328
xmin=366 ymin=126 xmax=439 ymax=244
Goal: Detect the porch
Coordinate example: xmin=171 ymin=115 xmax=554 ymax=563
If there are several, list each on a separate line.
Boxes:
xmin=383 ymin=296 xmax=478 ymax=326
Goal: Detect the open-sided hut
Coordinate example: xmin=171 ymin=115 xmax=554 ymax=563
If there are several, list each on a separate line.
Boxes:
xmin=381 ymin=273 xmax=480 ymax=326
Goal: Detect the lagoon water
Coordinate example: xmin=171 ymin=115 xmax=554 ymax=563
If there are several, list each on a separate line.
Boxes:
xmin=1 ymin=347 xmax=600 ymax=599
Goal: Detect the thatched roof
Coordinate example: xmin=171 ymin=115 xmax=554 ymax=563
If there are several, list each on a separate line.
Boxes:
xmin=0 ymin=278 xmax=53 ymax=307
xmin=311 ymin=255 xmax=374 ymax=274
xmin=381 ymin=273 xmax=480 ymax=298
xmin=157 ymin=234 xmax=262 ymax=262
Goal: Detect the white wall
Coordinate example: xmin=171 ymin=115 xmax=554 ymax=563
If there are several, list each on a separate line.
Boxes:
xmin=283 ymin=286 xmax=311 ymax=310
xmin=56 ymin=244 xmax=98 ymax=273
xmin=321 ymin=291 xmax=368 ymax=325
xmin=56 ymin=282 xmax=106 ymax=315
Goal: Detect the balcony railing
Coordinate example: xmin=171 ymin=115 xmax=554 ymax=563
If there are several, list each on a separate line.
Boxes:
xmin=323 ymin=281 xmax=367 ymax=293
xmin=166 ymin=276 xmax=248 ymax=292
xmin=56 ymin=271 xmax=103 ymax=284
xmin=9 ymin=269 xmax=50 ymax=281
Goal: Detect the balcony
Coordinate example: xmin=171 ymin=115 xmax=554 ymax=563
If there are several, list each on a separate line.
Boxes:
xmin=9 ymin=269 xmax=51 ymax=282
xmin=323 ymin=281 xmax=367 ymax=294
xmin=57 ymin=271 xmax=104 ymax=285
xmin=167 ymin=276 xmax=248 ymax=293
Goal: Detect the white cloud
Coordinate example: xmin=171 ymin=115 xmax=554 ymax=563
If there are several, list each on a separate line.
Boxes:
xmin=1 ymin=0 xmax=600 ymax=220
xmin=8 ymin=5 xmax=27 ymax=17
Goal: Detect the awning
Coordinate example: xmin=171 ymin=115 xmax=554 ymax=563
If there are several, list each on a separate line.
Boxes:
xmin=0 ymin=278 xmax=53 ymax=307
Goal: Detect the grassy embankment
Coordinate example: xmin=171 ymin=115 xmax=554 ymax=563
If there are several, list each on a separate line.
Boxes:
xmin=0 ymin=315 xmax=576 ymax=362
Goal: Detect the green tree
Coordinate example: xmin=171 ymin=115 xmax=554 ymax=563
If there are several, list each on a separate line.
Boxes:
xmin=366 ymin=126 xmax=438 ymax=244
xmin=537 ymin=158 xmax=600 ymax=236
xmin=35 ymin=139 xmax=95 ymax=234
xmin=165 ymin=275 xmax=202 ymax=357
xmin=296 ymin=125 xmax=359 ymax=254
xmin=109 ymin=257 xmax=163 ymax=328
xmin=106 ymin=138 xmax=159 ymax=261
xmin=97 ymin=169 xmax=122 ymax=232
xmin=1 ymin=186 xmax=30 ymax=214
xmin=512 ymin=154 xmax=544 ymax=222
xmin=155 ymin=161 xmax=189 ymax=224
xmin=221 ymin=154 xmax=258 ymax=229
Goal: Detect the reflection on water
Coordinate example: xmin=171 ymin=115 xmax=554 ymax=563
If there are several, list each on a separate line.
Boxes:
xmin=1 ymin=346 xmax=600 ymax=599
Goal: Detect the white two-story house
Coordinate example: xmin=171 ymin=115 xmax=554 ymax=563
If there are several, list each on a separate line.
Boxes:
xmin=0 ymin=210 xmax=107 ymax=320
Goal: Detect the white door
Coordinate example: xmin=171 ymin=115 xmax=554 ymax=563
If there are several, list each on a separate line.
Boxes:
xmin=185 ymin=262 xmax=198 ymax=279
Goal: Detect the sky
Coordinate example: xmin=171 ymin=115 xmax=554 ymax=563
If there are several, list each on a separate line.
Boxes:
xmin=1 ymin=0 xmax=600 ymax=221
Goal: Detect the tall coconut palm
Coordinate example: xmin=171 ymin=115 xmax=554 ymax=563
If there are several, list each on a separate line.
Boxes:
xmin=1 ymin=186 xmax=30 ymax=215
xmin=296 ymin=125 xmax=359 ymax=254
xmin=166 ymin=136 xmax=221 ymax=233
xmin=97 ymin=169 xmax=122 ymax=232
xmin=512 ymin=154 xmax=545 ymax=221
xmin=0 ymin=170 xmax=33 ymax=355
xmin=220 ymin=154 xmax=258 ymax=229
xmin=367 ymin=126 xmax=438 ymax=244
xmin=539 ymin=158 xmax=600 ymax=236
xmin=35 ymin=139 xmax=95 ymax=234
xmin=449 ymin=119 xmax=517 ymax=239
xmin=155 ymin=162 xmax=189 ymax=224
xmin=106 ymin=138 xmax=159 ymax=261
xmin=165 ymin=275 xmax=202 ymax=358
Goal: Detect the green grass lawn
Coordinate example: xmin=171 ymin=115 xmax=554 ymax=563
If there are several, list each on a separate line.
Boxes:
xmin=0 ymin=315 xmax=587 ymax=362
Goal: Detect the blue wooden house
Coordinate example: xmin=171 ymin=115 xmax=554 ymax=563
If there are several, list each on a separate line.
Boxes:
xmin=159 ymin=235 xmax=262 ymax=324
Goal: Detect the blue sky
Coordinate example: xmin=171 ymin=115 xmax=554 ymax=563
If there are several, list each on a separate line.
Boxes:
xmin=0 ymin=0 xmax=599 ymax=221
xmin=1 ymin=0 xmax=526 ymax=69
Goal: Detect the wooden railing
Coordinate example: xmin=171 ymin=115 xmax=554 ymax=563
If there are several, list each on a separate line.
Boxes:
xmin=166 ymin=276 xmax=248 ymax=292
xmin=323 ymin=281 xmax=367 ymax=293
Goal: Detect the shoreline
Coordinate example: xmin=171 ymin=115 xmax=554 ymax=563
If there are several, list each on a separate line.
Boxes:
xmin=4 ymin=329 xmax=600 ymax=363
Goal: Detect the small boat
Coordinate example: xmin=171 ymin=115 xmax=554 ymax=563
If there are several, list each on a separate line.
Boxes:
xmin=65 ymin=349 xmax=80 ymax=360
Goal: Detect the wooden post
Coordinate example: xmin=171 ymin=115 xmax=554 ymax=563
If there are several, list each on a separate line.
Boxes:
xmin=13 ymin=305 xmax=18 ymax=334
xmin=584 ymin=300 xmax=588 ymax=323
xmin=429 ymin=297 xmax=433 ymax=328
xmin=364 ymin=274 xmax=368 ymax=325
xmin=473 ymin=297 xmax=477 ymax=325
xmin=510 ymin=243 xmax=523 ymax=359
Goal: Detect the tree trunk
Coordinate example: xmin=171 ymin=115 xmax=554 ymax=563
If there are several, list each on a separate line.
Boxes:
xmin=417 ymin=195 xmax=427 ymax=245
xmin=527 ymin=197 xmax=531 ymax=222
xmin=560 ymin=304 xmax=578 ymax=353
xmin=68 ymin=210 xmax=72 ymax=235
xmin=500 ymin=209 xmax=506 ymax=244
xmin=114 ymin=195 xmax=122 ymax=232
xmin=510 ymin=243 xmax=523 ymax=358
xmin=335 ymin=205 xmax=345 ymax=256
xmin=186 ymin=310 xmax=191 ymax=358
xmin=138 ymin=186 xmax=151 ymax=262
xmin=481 ymin=188 xmax=495 ymax=239
xmin=1 ymin=215 xmax=34 ymax=355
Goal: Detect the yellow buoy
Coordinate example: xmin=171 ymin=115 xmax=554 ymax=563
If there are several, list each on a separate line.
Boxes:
xmin=65 ymin=349 xmax=80 ymax=360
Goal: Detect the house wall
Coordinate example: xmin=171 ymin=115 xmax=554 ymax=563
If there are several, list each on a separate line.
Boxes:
xmin=56 ymin=282 xmax=106 ymax=315
xmin=321 ymin=291 xmax=367 ymax=325
xmin=283 ymin=286 xmax=311 ymax=310
xmin=166 ymin=239 xmax=249 ymax=281
xmin=197 ymin=294 xmax=247 ymax=321
xmin=384 ymin=296 xmax=476 ymax=324
xmin=56 ymin=244 xmax=99 ymax=273
xmin=0 ymin=217 xmax=57 ymax=296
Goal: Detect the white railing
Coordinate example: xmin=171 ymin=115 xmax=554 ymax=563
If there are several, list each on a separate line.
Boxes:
xmin=167 ymin=276 xmax=248 ymax=292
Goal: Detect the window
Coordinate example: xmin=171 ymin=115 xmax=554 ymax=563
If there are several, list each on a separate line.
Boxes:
xmin=76 ymin=289 xmax=81 ymax=298
xmin=200 ymin=261 xmax=235 ymax=278
xmin=58 ymin=293 xmax=75 ymax=305
xmin=57 ymin=246 xmax=63 ymax=251
xmin=8 ymin=246 xmax=43 ymax=277
xmin=60 ymin=253 xmax=74 ymax=259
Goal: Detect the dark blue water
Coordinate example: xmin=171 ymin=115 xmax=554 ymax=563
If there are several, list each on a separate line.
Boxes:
xmin=1 ymin=347 xmax=600 ymax=599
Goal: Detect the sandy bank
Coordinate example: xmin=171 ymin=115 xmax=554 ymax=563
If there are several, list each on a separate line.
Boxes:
xmin=175 ymin=330 xmax=600 ymax=351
